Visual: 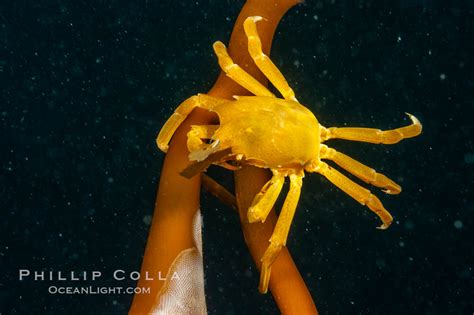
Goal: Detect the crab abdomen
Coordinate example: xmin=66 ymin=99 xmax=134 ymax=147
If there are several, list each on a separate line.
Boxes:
xmin=212 ymin=96 xmax=320 ymax=169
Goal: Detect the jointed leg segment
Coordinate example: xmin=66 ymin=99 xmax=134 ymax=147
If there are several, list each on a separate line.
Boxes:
xmin=320 ymin=144 xmax=401 ymax=194
xmin=259 ymin=173 xmax=303 ymax=293
xmin=313 ymin=161 xmax=393 ymax=229
xmin=213 ymin=41 xmax=274 ymax=98
xmin=243 ymin=16 xmax=297 ymax=101
xmin=247 ymin=170 xmax=285 ymax=224
xmin=156 ymin=94 xmax=227 ymax=152
xmin=320 ymin=113 xmax=422 ymax=144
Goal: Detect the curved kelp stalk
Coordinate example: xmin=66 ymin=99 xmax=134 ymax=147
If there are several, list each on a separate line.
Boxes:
xmin=129 ymin=1 xmax=317 ymax=314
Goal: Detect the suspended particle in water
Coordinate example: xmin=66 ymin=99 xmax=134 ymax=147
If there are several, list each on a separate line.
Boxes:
xmin=453 ymin=220 xmax=463 ymax=229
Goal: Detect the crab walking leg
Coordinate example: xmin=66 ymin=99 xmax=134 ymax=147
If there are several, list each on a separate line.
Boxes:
xmin=247 ymin=170 xmax=285 ymax=223
xmin=213 ymin=41 xmax=274 ymax=98
xmin=259 ymin=173 xmax=303 ymax=294
xmin=156 ymin=94 xmax=228 ymax=152
xmin=320 ymin=144 xmax=401 ymax=194
xmin=243 ymin=16 xmax=297 ymax=101
xmin=315 ymin=161 xmax=393 ymax=229
xmin=320 ymin=113 xmax=422 ymax=144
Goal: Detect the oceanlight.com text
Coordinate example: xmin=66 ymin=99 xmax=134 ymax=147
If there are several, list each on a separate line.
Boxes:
xmin=48 ymin=286 xmax=150 ymax=295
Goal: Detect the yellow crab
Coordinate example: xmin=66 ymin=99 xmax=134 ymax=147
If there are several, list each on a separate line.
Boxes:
xmin=156 ymin=16 xmax=422 ymax=294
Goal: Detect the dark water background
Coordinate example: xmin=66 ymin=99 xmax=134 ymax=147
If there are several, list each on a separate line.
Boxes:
xmin=1 ymin=0 xmax=473 ymax=314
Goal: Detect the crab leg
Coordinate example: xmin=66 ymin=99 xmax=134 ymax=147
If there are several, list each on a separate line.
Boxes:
xmin=156 ymin=94 xmax=227 ymax=152
xmin=320 ymin=113 xmax=422 ymax=144
xmin=247 ymin=170 xmax=285 ymax=224
xmin=313 ymin=161 xmax=393 ymax=229
xmin=259 ymin=172 xmax=303 ymax=293
xmin=213 ymin=41 xmax=274 ymax=98
xmin=320 ymin=144 xmax=401 ymax=194
xmin=243 ymin=16 xmax=297 ymax=102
